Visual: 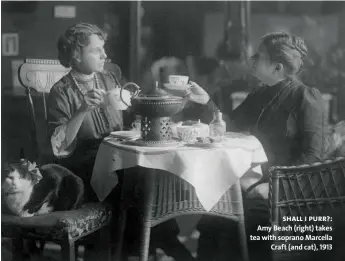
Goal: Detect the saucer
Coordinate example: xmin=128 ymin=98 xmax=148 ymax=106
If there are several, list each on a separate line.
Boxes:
xmin=163 ymin=83 xmax=191 ymax=91
xmin=163 ymin=83 xmax=192 ymax=97
xmin=110 ymin=131 xmax=141 ymax=140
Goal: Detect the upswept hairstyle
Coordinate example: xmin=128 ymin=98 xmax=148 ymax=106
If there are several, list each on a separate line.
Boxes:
xmin=260 ymin=31 xmax=308 ymax=75
xmin=57 ymin=23 xmax=107 ymax=68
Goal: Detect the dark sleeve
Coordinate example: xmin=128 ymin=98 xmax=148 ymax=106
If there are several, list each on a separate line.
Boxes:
xmin=229 ymin=89 xmax=258 ymax=132
xmin=47 ymin=84 xmax=72 ymax=139
xmin=199 ymin=88 xmax=258 ymax=131
xmin=294 ymin=87 xmax=324 ymax=164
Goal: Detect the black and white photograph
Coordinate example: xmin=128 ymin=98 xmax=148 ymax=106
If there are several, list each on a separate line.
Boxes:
xmin=1 ymin=1 xmax=345 ymax=261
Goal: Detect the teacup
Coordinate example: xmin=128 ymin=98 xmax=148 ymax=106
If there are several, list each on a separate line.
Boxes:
xmin=103 ymin=88 xmax=131 ymax=111
xmin=169 ymin=75 xmax=189 ymax=86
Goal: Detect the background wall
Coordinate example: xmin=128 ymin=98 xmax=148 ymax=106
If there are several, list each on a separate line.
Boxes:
xmin=1 ymin=1 xmax=114 ymax=90
xmin=1 ymin=1 xmax=124 ymax=160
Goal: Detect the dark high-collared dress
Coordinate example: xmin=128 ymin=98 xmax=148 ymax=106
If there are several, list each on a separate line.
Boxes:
xmin=201 ymin=78 xmax=325 ymax=167
xmin=195 ymin=78 xmax=325 ymax=261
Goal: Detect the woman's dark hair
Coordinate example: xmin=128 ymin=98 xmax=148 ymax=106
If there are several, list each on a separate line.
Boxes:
xmin=57 ymin=23 xmax=107 ymax=68
xmin=260 ymin=31 xmax=308 ymax=76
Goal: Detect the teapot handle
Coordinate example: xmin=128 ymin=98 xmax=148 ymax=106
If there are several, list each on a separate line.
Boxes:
xmin=120 ymin=82 xmax=140 ymax=107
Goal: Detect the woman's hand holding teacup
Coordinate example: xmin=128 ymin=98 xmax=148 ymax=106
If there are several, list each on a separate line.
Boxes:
xmin=188 ymin=81 xmax=210 ymax=105
xmin=81 ymin=88 xmax=106 ymax=111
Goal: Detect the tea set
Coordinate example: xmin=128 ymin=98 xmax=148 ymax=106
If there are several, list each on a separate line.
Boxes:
xmin=105 ymin=75 xmax=226 ymax=147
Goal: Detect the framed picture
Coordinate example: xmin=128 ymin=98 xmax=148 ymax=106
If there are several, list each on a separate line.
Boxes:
xmin=53 ymin=5 xmax=76 ymax=18
xmin=2 ymin=33 xmax=19 ymax=56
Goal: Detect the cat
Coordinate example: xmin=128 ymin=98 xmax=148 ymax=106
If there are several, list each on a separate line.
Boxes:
xmin=2 ymin=159 xmax=84 ymax=217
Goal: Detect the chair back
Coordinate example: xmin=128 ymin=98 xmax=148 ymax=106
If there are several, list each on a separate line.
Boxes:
xmin=268 ymin=157 xmax=345 ymax=260
xmin=18 ymin=58 xmax=115 ymax=161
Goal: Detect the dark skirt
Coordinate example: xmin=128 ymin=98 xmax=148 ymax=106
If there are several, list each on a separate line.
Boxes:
xmin=57 ymin=139 xmax=102 ymax=202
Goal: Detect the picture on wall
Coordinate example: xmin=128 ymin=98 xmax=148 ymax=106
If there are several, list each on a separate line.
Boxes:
xmin=2 ymin=33 xmax=19 ymax=56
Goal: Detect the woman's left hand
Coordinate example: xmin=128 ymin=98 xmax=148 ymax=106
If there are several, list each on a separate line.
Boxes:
xmin=81 ymin=89 xmax=106 ymax=111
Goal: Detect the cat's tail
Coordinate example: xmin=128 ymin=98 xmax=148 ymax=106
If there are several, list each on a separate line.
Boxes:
xmin=55 ymin=174 xmax=85 ymax=211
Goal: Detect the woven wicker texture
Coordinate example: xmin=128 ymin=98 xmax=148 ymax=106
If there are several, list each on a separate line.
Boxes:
xmin=117 ymin=169 xmax=249 ymax=261
xmin=269 ymin=157 xmax=345 ymax=261
xmin=123 ymin=170 xmax=244 ymax=226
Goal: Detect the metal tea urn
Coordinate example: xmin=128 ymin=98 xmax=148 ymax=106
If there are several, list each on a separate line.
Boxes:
xmin=120 ymin=81 xmax=188 ymax=146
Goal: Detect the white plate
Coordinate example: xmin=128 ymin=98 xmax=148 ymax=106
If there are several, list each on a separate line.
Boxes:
xmin=110 ymin=131 xmax=141 ymax=139
xmin=187 ymin=141 xmax=224 ymax=148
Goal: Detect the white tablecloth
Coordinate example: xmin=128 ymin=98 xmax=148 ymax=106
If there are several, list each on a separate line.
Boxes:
xmin=91 ymin=133 xmax=267 ymax=211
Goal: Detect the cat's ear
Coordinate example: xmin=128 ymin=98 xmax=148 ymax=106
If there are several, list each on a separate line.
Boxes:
xmin=28 ymin=161 xmax=42 ymax=185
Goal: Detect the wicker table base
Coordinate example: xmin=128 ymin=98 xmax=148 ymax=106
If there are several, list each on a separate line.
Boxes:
xmin=113 ymin=168 xmax=250 ymax=261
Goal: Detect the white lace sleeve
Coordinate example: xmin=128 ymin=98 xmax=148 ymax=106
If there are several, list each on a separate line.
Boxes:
xmin=51 ymin=124 xmax=77 ymax=158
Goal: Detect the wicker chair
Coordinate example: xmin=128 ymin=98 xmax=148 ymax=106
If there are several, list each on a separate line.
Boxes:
xmin=2 ymin=203 xmax=112 ymax=261
xmin=268 ymin=157 xmax=345 ymax=261
xmin=1 ymin=59 xmax=114 ymax=261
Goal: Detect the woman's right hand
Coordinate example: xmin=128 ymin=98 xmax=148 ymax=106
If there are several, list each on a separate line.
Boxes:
xmin=80 ymin=88 xmax=106 ymax=112
xmin=188 ymin=81 xmax=210 ymax=105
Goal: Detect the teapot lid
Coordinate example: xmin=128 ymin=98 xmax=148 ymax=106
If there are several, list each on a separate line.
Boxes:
xmin=136 ymin=81 xmax=183 ymax=101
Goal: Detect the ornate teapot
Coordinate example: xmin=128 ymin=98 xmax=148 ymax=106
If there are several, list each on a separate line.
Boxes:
xmin=120 ymin=81 xmax=189 ymax=145
xmin=120 ymin=81 xmax=187 ymax=118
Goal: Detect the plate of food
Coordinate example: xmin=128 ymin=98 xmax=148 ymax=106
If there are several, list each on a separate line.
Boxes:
xmin=187 ymin=137 xmax=225 ymax=148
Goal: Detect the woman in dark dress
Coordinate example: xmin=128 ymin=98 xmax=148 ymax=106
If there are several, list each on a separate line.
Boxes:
xmin=47 ymin=23 xmax=194 ymax=261
xmin=186 ymin=32 xmax=325 ymax=261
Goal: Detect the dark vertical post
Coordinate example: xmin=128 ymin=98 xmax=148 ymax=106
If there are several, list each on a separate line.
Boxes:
xmin=129 ymin=1 xmax=142 ymax=82
xmin=337 ymin=6 xmax=345 ymax=120
xmin=223 ymin=0 xmax=251 ymax=62
xmin=245 ymin=1 xmax=251 ymax=60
